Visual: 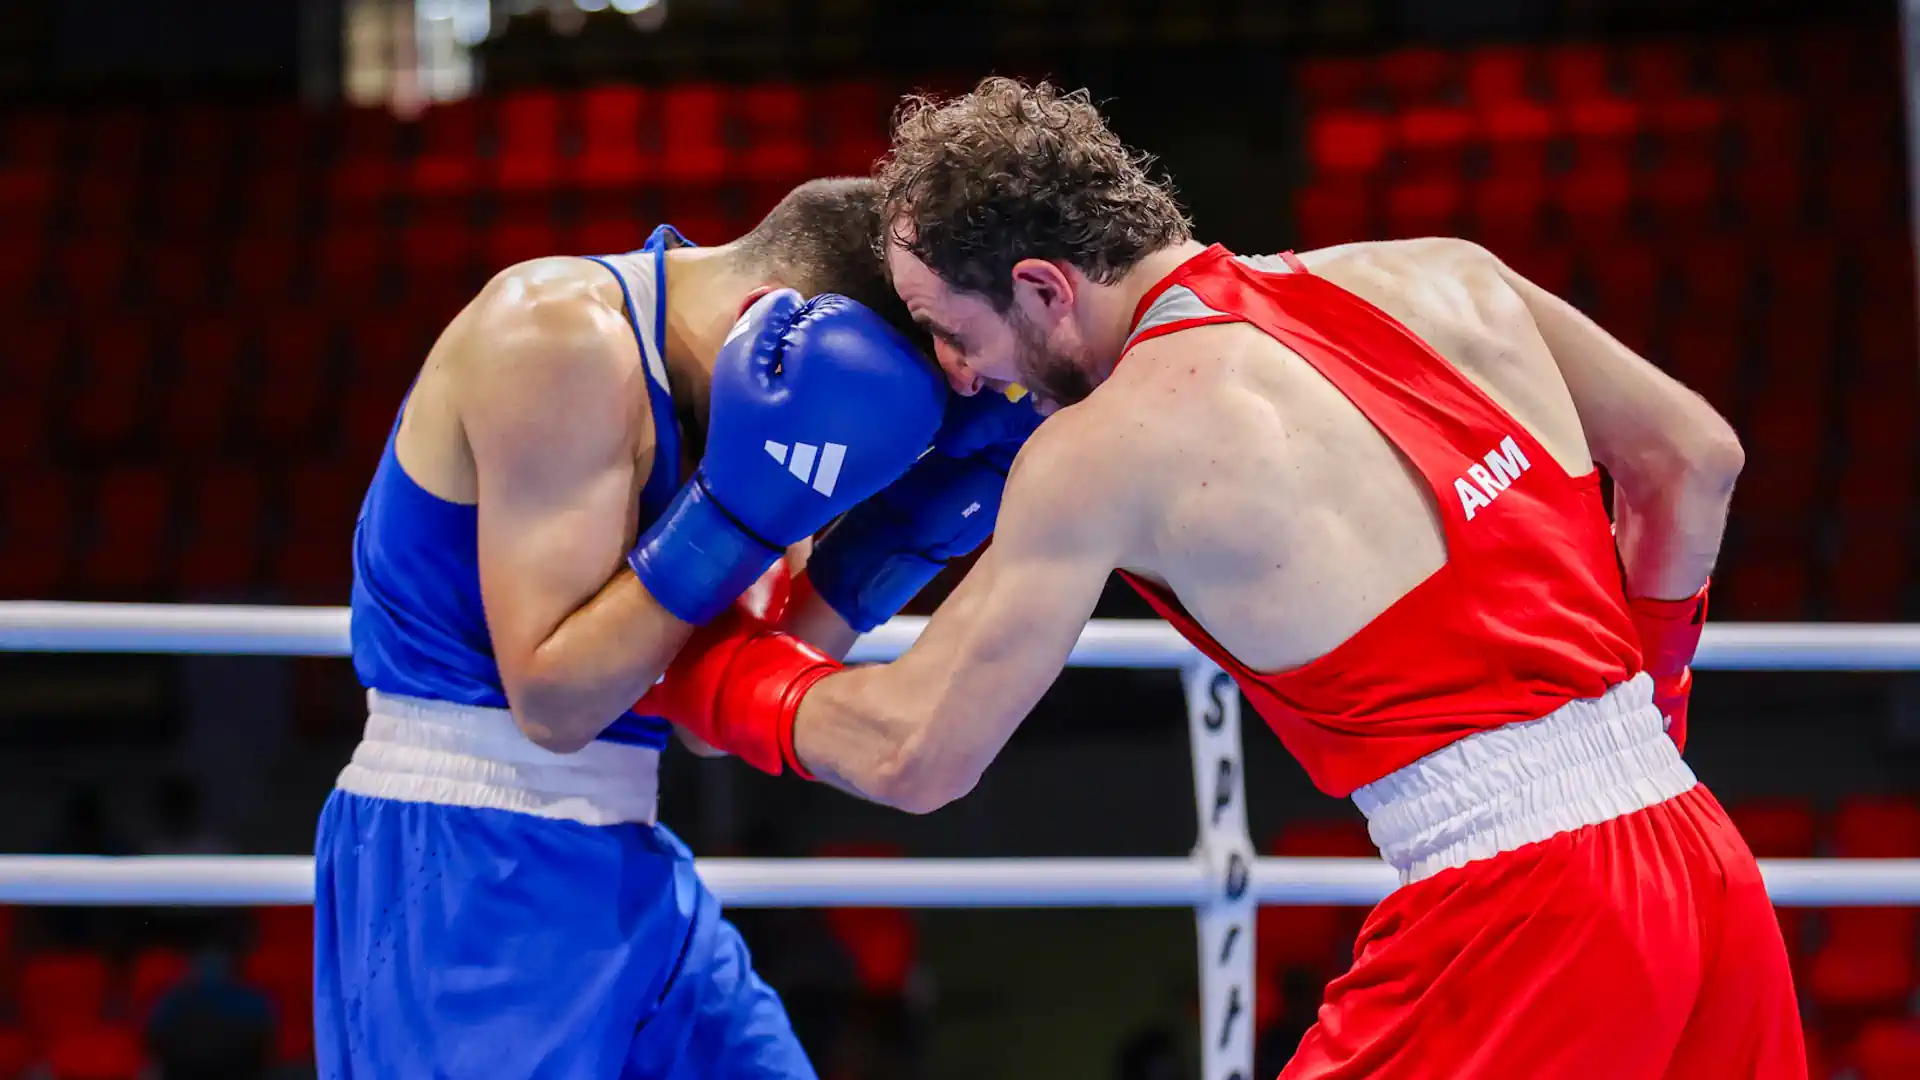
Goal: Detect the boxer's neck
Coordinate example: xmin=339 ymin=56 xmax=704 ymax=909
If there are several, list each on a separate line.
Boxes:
xmin=658 ymin=246 xmax=759 ymax=441
xmin=1082 ymin=238 xmax=1212 ymax=382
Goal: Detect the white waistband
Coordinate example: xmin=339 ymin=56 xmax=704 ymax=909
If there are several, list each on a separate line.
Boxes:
xmin=1352 ymin=673 xmax=1695 ymax=884
xmin=335 ymin=691 xmax=660 ymax=826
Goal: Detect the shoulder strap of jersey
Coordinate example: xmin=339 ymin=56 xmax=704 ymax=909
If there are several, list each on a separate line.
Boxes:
xmin=582 ymin=223 xmax=695 ymax=522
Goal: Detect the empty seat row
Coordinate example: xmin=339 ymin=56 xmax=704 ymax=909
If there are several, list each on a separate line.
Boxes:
xmin=1299 ymin=31 xmax=1891 ymax=110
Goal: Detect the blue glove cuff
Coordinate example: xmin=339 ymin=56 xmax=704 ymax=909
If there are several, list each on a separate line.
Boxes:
xmin=808 ymin=543 xmax=947 ymax=633
xmin=629 ymin=478 xmax=781 ymax=625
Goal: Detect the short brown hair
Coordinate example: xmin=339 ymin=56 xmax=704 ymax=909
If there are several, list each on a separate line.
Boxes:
xmin=731 ymin=177 xmax=924 ymax=345
xmin=877 ymin=77 xmax=1192 ymax=310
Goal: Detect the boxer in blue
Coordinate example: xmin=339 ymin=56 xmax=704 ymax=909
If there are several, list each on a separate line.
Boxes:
xmin=312 ymin=178 xmax=950 ymax=1078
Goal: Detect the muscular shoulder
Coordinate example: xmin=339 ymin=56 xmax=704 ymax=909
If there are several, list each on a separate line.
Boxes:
xmin=456 ymin=258 xmax=647 ymax=449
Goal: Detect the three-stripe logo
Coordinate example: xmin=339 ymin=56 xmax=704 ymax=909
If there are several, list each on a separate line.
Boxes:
xmin=764 ymin=440 xmax=848 ymax=497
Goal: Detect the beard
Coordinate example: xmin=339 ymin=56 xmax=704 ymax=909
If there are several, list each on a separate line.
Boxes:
xmin=1009 ymin=305 xmax=1096 ymax=409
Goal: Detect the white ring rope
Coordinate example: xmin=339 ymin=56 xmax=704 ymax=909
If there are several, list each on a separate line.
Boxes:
xmin=6 ymin=602 xmax=1920 ymax=669
xmin=0 ymin=855 xmax=1909 ymax=908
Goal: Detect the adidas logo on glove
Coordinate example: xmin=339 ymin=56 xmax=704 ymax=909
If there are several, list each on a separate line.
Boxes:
xmin=764 ymin=441 xmax=848 ymax=497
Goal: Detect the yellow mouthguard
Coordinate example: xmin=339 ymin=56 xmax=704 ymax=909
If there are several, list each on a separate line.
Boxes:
xmin=1004 ymin=384 xmax=1029 ymax=403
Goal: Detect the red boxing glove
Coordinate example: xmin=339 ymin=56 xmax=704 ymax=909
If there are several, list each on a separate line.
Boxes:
xmin=1628 ymin=581 xmax=1709 ymax=751
xmin=637 ymin=599 xmax=840 ymax=778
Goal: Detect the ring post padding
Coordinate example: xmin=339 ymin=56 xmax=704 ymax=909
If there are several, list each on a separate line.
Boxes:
xmin=1186 ymin=661 xmax=1256 ymax=1080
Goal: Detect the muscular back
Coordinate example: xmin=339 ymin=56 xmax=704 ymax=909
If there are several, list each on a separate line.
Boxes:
xmin=1094 ymin=239 xmax=1596 ymax=673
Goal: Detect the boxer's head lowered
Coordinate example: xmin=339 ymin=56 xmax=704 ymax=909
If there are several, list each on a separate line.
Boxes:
xmin=876 ymin=77 xmax=1192 ymax=411
xmin=728 ymin=177 xmax=931 ymax=356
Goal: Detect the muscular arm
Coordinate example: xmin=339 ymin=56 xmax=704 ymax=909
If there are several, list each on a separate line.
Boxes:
xmin=464 ymin=275 xmax=692 ymax=753
xmin=789 ymin=417 xmax=1126 ymax=813
xmin=1492 ymin=249 xmax=1744 ymax=600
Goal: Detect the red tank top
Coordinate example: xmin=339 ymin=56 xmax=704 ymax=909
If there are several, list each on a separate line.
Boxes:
xmin=1117 ymin=246 xmax=1640 ymax=797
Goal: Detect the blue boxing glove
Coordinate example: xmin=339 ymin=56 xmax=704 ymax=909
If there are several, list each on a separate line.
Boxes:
xmin=630 ymin=290 xmax=946 ymax=625
xmin=808 ymin=389 xmax=1044 ymax=632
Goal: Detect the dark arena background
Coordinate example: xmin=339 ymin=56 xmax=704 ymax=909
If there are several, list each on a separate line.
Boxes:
xmin=1 ymin=0 xmax=1919 ymax=1077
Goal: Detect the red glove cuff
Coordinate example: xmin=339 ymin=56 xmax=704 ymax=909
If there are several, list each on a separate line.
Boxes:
xmin=1627 ymin=581 xmax=1709 ymax=678
xmin=712 ymin=631 xmax=840 ymax=780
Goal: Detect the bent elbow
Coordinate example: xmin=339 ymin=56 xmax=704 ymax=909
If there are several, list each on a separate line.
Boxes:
xmin=514 ymin=711 xmax=595 ymax=755
xmin=1691 ymin=424 xmax=1744 ymax=492
xmin=869 ymin=747 xmax=975 ymax=816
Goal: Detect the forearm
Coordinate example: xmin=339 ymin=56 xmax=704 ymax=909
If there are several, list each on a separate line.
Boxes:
xmin=791 ymin=662 xmax=970 ymax=814
xmin=1612 ymin=451 xmax=1741 ymax=601
xmin=513 ymin=571 xmax=694 ymax=752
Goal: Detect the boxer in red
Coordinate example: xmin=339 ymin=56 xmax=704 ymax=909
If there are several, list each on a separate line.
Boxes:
xmin=647 ymin=78 xmax=1805 ymax=1079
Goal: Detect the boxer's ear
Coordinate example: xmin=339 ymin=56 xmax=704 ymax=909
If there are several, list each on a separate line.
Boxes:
xmin=737 ymin=285 xmax=779 ymax=318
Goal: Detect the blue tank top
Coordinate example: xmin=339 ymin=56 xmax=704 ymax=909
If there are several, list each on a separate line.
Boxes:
xmin=349 ymin=226 xmax=694 ymax=749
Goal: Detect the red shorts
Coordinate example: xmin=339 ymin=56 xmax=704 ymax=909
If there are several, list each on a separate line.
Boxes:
xmin=1281 ymin=784 xmax=1804 ymax=1080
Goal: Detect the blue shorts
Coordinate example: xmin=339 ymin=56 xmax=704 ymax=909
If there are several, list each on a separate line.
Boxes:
xmin=313 ymin=790 xmax=815 ymax=1079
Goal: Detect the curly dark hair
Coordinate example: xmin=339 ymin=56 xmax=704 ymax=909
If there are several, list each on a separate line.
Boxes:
xmin=877 ymin=77 xmax=1192 ymax=311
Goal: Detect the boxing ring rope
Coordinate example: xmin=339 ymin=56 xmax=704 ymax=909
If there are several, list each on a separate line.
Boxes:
xmin=5 ymin=602 xmax=1920 ymax=1080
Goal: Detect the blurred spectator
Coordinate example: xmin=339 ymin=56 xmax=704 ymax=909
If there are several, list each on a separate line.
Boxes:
xmin=145 ymin=951 xmax=276 ymax=1080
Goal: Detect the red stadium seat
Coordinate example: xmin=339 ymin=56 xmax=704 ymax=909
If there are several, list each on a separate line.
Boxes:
xmin=1807 ymin=909 xmax=1917 ymax=1012
xmin=1643 ymin=96 xmax=1724 ymax=163
xmin=234 ymin=166 xmax=309 ymax=236
xmin=82 ymin=467 xmax=173 ymax=597
xmin=1729 ymin=799 xmax=1818 ymax=858
xmin=1259 ymin=820 xmax=1373 ymax=977
xmin=1832 ymin=796 xmax=1920 ymax=858
xmin=326 ymin=106 xmax=400 ymax=204
xmin=174 ymin=465 xmax=264 ymax=598
xmin=1826 ymin=519 xmax=1907 ymax=621
xmin=274 ymin=463 xmax=359 ymax=601
xmin=1551 ymin=163 xmax=1631 ymax=244
xmin=314 ymin=229 xmax=389 ymax=304
xmin=397 ymin=215 xmax=478 ymax=278
xmin=1479 ymin=99 xmax=1555 ymax=178
xmin=409 ymin=97 xmax=486 ymax=196
xmin=1306 ymin=111 xmax=1391 ymax=176
xmin=1540 ymin=43 xmax=1613 ymax=101
xmin=735 ymin=84 xmax=812 ymax=182
xmin=1620 ymin=41 xmax=1697 ymax=101
xmin=1466 ymin=172 xmax=1546 ymax=248
xmin=252 ymin=906 xmax=314 ymax=957
xmin=126 ymin=948 xmax=191 ymax=1026
xmin=0 ymin=472 xmax=74 ymax=597
xmin=1394 ymin=106 xmax=1473 ymax=177
xmin=1463 ymin=47 xmax=1533 ymax=105
xmin=1640 ymin=158 xmax=1720 ymax=235
xmin=483 ymin=220 xmax=558 ymax=273
xmin=18 ymin=953 xmax=109 ymax=1039
xmin=1851 ymin=1019 xmax=1920 ymax=1080
xmin=71 ymin=320 xmax=155 ymax=453
xmin=41 ymin=1023 xmax=142 ymax=1080
xmin=242 ymin=946 xmax=313 ymax=1063
xmin=1710 ymin=39 xmax=1780 ymax=95
xmin=252 ymin=312 xmax=336 ymax=456
xmin=811 ymin=83 xmax=890 ymax=176
xmin=51 ymin=240 xmax=129 ymax=307
xmin=1720 ymin=537 xmax=1810 ymax=620
xmin=1729 ymin=93 xmax=1806 ymax=172
xmin=1564 ymin=96 xmax=1639 ymax=173
xmin=658 ymin=84 xmax=727 ymax=186
xmin=1667 ymin=237 xmax=1748 ymax=320
xmin=159 ymin=320 xmax=246 ymax=458
xmin=1738 ymin=390 xmax=1824 ymax=518
xmin=1381 ymin=179 xmax=1462 ymax=238
xmin=577 ymin=86 xmax=653 ymax=188
xmin=0 ymin=1027 xmax=32 ymax=1080
xmin=1820 ymin=156 xmax=1900 ymax=241
xmin=1376 ymin=48 xmax=1454 ymax=105
xmin=146 ymin=241 xmax=219 ymax=309
xmin=1296 ymin=185 xmax=1372 ymax=249
xmin=495 ymin=91 xmax=565 ymax=192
